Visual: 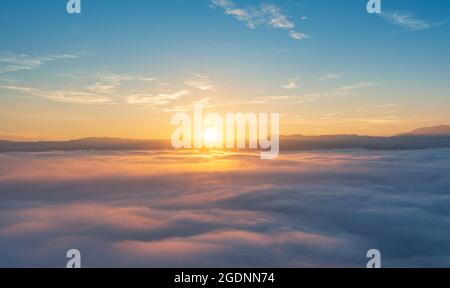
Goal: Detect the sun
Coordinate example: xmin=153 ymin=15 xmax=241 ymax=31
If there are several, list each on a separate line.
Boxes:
xmin=203 ymin=127 xmax=222 ymax=148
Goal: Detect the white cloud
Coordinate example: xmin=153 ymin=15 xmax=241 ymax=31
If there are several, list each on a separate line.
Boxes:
xmin=125 ymin=90 xmax=188 ymax=106
xmin=319 ymin=73 xmax=343 ymax=81
xmin=296 ymin=82 xmax=377 ymax=103
xmin=247 ymin=95 xmax=294 ymax=104
xmin=184 ymin=74 xmax=215 ymax=91
xmin=261 ymin=4 xmax=294 ymax=29
xmin=6 ymin=85 xmax=186 ymax=106
xmin=0 ymin=72 xmax=157 ymax=105
xmin=0 ymin=68 xmax=175 ymax=106
xmin=338 ymin=82 xmax=377 ymax=91
xmin=0 ymin=84 xmax=111 ymax=104
xmin=211 ymin=0 xmax=308 ymax=40
xmin=163 ymin=97 xmax=212 ymax=113
xmin=0 ymin=53 xmax=78 ymax=73
xmin=220 ymin=81 xmax=377 ymax=107
xmin=381 ymin=11 xmax=442 ymax=31
xmin=43 ymin=90 xmax=112 ymax=104
xmin=289 ymin=31 xmax=308 ymax=40
xmin=283 ymin=77 xmax=300 ymax=90
xmin=87 ymin=73 xmax=155 ymax=94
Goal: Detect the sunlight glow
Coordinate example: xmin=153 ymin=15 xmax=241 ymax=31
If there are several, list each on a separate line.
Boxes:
xmin=203 ymin=127 xmax=222 ymax=148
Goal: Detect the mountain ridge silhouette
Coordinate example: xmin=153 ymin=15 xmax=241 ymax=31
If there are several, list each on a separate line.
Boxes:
xmin=2 ymin=125 xmax=450 ymax=152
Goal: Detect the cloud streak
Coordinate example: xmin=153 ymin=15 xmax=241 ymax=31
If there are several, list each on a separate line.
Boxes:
xmin=0 ymin=53 xmax=78 ymax=73
xmin=125 ymin=90 xmax=188 ymax=106
xmin=184 ymin=74 xmax=215 ymax=91
xmin=0 ymin=84 xmax=111 ymax=104
xmin=381 ymin=11 xmax=445 ymax=31
xmin=211 ymin=0 xmax=308 ymax=40
xmin=283 ymin=77 xmax=300 ymax=90
xmin=240 ymin=82 xmax=377 ymax=105
xmin=319 ymin=73 xmax=343 ymax=81
xmin=0 ymin=72 xmax=188 ymax=106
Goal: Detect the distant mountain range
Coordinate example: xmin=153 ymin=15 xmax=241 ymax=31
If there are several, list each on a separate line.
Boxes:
xmin=400 ymin=125 xmax=450 ymax=136
xmin=1 ymin=126 xmax=450 ymax=152
xmin=0 ymin=138 xmax=169 ymax=152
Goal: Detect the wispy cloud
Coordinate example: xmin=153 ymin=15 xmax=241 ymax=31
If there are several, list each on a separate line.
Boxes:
xmin=211 ymin=0 xmax=308 ymax=40
xmin=0 ymin=53 xmax=78 ymax=73
xmin=87 ymin=73 xmax=155 ymax=94
xmin=163 ymin=97 xmax=212 ymax=113
xmin=321 ymin=104 xmax=400 ymax=119
xmin=0 ymin=71 xmax=189 ymax=106
xmin=381 ymin=11 xmax=445 ymax=31
xmin=0 ymin=82 xmax=187 ymax=107
xmin=244 ymin=82 xmax=377 ymax=105
xmin=283 ymin=77 xmax=300 ymax=90
xmin=184 ymin=74 xmax=215 ymax=91
xmin=338 ymin=82 xmax=377 ymax=91
xmin=376 ymin=103 xmax=399 ymax=109
xmin=289 ymin=31 xmax=307 ymax=40
xmin=292 ymin=82 xmax=377 ymax=104
xmin=319 ymin=73 xmax=343 ymax=81
xmin=247 ymin=95 xmax=294 ymax=104
xmin=260 ymin=4 xmax=294 ymax=30
xmin=0 ymin=84 xmax=111 ymax=104
xmin=125 ymin=90 xmax=188 ymax=106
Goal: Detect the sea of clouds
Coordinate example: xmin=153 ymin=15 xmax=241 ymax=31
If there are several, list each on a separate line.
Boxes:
xmin=0 ymin=149 xmax=449 ymax=267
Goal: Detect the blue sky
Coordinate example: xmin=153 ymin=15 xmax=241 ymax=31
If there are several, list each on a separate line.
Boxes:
xmin=0 ymin=0 xmax=449 ymax=139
